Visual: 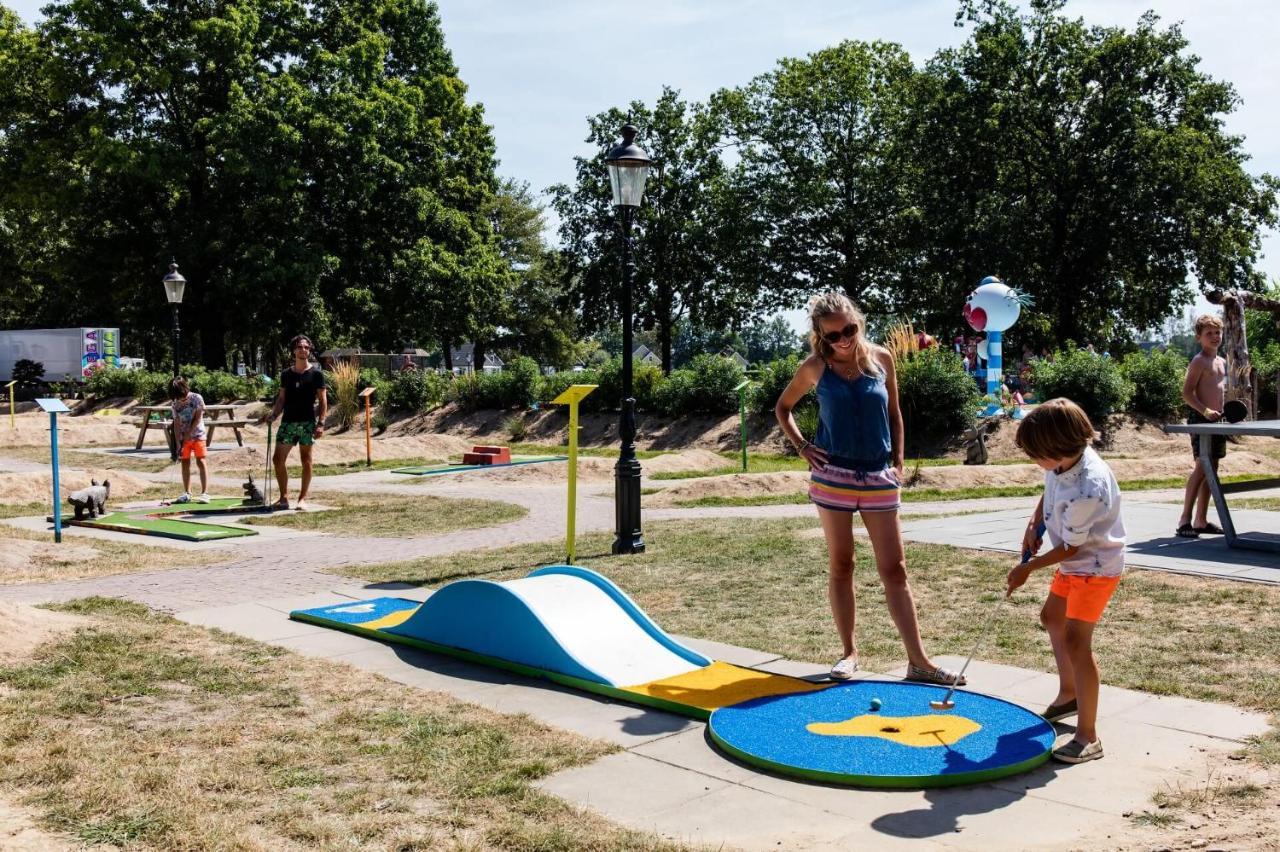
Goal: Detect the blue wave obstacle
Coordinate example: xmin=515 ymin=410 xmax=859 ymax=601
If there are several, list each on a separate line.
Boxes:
xmin=292 ymin=567 xmax=1054 ymax=787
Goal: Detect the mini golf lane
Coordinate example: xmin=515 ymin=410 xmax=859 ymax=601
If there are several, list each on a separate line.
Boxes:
xmin=60 ymin=496 xmax=265 ymax=541
xmin=390 ymin=455 xmax=567 ymax=476
xmin=291 ymin=566 xmax=1054 ymax=788
xmin=709 ymin=681 xmax=1054 ymax=787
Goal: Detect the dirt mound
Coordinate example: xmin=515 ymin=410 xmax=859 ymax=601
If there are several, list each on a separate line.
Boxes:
xmin=0 ymin=469 xmax=154 ymax=505
xmin=642 ymin=449 xmax=728 ymax=473
xmin=645 ymin=471 xmax=809 ymax=507
xmin=308 ymin=433 xmax=475 ymax=465
xmin=441 ymin=449 xmax=731 ymax=485
xmin=0 ymin=600 xmax=87 ymax=666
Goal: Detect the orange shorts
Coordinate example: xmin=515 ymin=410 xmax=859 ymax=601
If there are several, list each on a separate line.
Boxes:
xmin=1049 ymin=571 xmax=1120 ymax=623
xmin=180 ymin=439 xmax=207 ymax=460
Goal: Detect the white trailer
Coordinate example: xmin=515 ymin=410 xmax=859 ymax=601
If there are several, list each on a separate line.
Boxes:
xmin=0 ymin=328 xmax=121 ymax=382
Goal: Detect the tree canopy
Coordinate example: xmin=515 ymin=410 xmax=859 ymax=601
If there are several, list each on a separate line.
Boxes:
xmin=0 ymin=0 xmax=502 ymax=368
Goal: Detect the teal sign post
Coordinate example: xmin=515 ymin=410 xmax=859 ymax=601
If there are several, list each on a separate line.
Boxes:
xmin=36 ymin=398 xmax=71 ymax=543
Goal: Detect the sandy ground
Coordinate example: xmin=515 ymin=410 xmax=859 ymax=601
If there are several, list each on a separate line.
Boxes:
xmin=0 ymin=538 xmax=101 ymax=577
xmin=0 ymin=604 xmax=85 ymax=851
xmin=0 ymin=468 xmax=155 ymax=505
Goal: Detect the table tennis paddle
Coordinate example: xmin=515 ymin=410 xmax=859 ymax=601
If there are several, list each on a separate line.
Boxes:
xmin=1223 ymin=399 xmax=1248 ymax=423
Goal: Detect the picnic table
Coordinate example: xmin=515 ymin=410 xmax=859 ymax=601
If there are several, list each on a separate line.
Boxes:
xmin=133 ymin=404 xmax=254 ymax=456
xmin=1162 ymin=418 xmax=1280 ymax=553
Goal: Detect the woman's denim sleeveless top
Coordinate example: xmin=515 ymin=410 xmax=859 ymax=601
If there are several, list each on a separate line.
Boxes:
xmin=814 ymin=361 xmax=892 ymax=472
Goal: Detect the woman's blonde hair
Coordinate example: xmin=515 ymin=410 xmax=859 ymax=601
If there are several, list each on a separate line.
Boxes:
xmin=808 ymin=291 xmax=881 ymax=376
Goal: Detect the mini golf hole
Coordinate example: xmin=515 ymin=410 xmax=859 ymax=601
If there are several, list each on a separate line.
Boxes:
xmin=880 ymin=726 xmax=900 ymax=733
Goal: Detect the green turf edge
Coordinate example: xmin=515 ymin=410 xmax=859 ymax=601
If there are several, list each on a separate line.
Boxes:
xmin=61 ymin=516 xmax=256 ymax=541
xmin=289 ymin=609 xmax=724 ymax=720
xmin=706 ymin=714 xmax=1052 ymax=789
xmin=389 ymin=456 xmax=569 ymax=476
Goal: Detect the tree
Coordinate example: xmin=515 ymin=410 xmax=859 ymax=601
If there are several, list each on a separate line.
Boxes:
xmin=550 ymin=87 xmax=750 ymax=373
xmin=712 ymin=40 xmax=920 ymax=315
xmin=0 ymin=0 xmax=502 ymax=368
xmin=481 ymin=180 xmax=578 ymax=369
xmin=905 ymin=0 xmax=1278 ymax=351
xmin=741 ymin=315 xmax=802 ymax=363
xmin=11 ymin=358 xmax=44 ymax=385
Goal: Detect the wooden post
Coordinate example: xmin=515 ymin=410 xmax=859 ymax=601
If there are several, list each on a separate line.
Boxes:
xmin=359 ymin=387 xmax=376 ymax=467
xmin=5 ymin=380 xmax=14 ymax=429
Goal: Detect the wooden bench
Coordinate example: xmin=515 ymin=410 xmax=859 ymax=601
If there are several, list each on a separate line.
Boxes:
xmin=132 ymin=404 xmax=250 ymax=454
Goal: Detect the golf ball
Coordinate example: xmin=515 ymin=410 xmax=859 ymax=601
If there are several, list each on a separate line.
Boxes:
xmin=869 ymin=698 xmax=882 ymax=711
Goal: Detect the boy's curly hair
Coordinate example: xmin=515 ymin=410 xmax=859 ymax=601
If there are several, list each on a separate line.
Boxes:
xmin=1015 ymin=398 xmax=1095 ymax=461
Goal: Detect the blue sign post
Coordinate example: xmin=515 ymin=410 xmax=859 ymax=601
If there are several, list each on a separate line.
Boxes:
xmin=35 ymin=398 xmax=71 ymax=543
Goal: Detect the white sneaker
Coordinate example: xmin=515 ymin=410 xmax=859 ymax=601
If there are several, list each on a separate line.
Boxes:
xmin=194 ymin=493 xmax=210 ymax=504
xmin=830 ymin=658 xmax=859 ymax=681
xmin=175 ymin=492 xmax=191 ymax=503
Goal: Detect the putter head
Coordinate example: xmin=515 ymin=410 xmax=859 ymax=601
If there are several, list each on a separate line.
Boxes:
xmin=929 ymin=699 xmax=955 ymax=711
xmin=1224 ymin=399 xmax=1248 ymax=423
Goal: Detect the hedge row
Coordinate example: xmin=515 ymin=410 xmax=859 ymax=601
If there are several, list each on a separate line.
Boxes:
xmin=80 ymin=345 xmax=1196 ymax=444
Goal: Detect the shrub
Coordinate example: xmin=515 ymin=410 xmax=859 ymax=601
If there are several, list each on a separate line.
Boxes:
xmin=329 ymin=361 xmax=361 ymax=428
xmin=792 ymin=401 xmax=819 ymax=445
xmin=387 ymin=369 xmax=447 ymax=413
xmin=83 ymin=367 xmax=169 ymax=402
xmin=1120 ymin=349 xmax=1187 ymax=419
xmin=371 ymin=411 xmax=389 ymax=434
xmin=752 ymin=354 xmax=802 ymax=414
xmin=595 ymin=357 xmax=661 ymax=412
xmin=179 ymin=365 xmax=265 ymax=403
xmin=503 ymin=413 xmax=529 ymax=441
xmin=1032 ymin=345 xmax=1133 ymax=426
xmin=504 ymin=356 xmax=543 ymax=408
xmin=12 ymin=358 xmax=44 ymax=385
xmin=652 ymin=355 xmax=744 ymax=416
xmin=897 ymin=347 xmax=981 ymax=451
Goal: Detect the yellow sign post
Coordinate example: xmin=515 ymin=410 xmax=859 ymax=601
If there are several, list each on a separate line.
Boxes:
xmin=551 ymin=383 xmax=598 ymax=564
xmin=5 ymin=381 xmax=14 ymax=429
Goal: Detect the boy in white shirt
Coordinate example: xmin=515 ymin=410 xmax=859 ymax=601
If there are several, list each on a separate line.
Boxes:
xmin=1006 ymin=398 xmax=1126 ymax=764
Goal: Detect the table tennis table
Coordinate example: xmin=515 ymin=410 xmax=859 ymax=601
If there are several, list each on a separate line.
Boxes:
xmin=1162 ymin=419 xmax=1280 ymax=552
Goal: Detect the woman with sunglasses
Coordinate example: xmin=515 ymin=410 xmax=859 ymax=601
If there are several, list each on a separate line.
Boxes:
xmin=775 ymin=292 xmax=965 ymax=686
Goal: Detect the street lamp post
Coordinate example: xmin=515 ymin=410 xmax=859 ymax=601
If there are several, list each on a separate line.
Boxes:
xmin=605 ymin=124 xmax=650 ymax=555
xmin=162 ymin=260 xmax=186 ymax=377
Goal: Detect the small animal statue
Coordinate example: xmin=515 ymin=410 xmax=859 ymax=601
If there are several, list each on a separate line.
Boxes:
xmin=962 ymin=424 xmax=989 ymax=466
xmin=243 ymin=472 xmax=265 ymax=505
xmin=68 ymin=479 xmax=110 ymax=520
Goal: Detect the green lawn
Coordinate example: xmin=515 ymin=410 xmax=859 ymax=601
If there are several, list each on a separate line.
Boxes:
xmin=338 ymin=517 xmax=1280 ymax=714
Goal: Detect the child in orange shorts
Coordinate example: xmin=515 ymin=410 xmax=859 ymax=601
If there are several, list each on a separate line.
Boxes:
xmin=1006 ymin=398 xmax=1126 ymax=764
xmin=169 ymin=377 xmax=210 ymax=504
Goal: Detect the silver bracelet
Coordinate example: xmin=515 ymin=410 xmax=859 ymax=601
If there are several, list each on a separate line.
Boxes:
xmin=797 ymin=440 xmax=811 ymax=453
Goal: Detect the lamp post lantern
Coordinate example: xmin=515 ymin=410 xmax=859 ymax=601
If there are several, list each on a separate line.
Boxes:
xmin=605 ymin=124 xmax=650 ymax=555
xmin=162 ymin=260 xmax=186 ymax=377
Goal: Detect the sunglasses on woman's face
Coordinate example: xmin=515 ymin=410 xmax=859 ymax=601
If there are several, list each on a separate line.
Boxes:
xmin=821 ymin=323 xmax=858 ymax=344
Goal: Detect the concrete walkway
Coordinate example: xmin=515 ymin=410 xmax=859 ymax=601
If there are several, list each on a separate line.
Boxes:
xmin=178 ymin=588 xmax=1270 ymax=851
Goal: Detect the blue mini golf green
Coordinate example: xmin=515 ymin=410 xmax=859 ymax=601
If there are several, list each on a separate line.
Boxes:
xmin=708 ymin=680 xmax=1055 ymax=787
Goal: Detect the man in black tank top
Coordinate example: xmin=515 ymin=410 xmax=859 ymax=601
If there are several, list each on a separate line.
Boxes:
xmin=257 ymin=334 xmax=328 ymax=510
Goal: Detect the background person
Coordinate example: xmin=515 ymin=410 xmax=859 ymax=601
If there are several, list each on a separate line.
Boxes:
xmin=775 ymin=291 xmax=965 ymax=686
xmin=257 ymin=334 xmax=327 ymax=511
xmin=169 ymin=376 xmax=209 ymax=503
xmin=1176 ymin=314 xmax=1228 ymax=538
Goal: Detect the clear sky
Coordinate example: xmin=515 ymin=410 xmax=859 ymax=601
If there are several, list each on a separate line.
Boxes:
xmin=9 ymin=0 xmax=1278 ymax=333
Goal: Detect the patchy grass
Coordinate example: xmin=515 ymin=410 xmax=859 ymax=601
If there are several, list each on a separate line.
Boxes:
xmin=664 ymin=473 xmax=1280 ymax=508
xmin=0 ymin=445 xmax=177 ymax=473
xmin=649 ymin=454 xmax=970 ymax=481
xmin=1230 ymin=497 xmax=1280 ymax=511
xmin=242 ymin=491 xmax=526 ymax=537
xmin=285 ymin=457 xmax=446 ymax=477
xmin=510 ymin=442 xmax=671 ymax=460
xmin=0 ymin=598 xmax=687 ymax=851
xmin=338 ymin=517 xmax=1280 ymax=714
xmin=0 ymin=526 xmax=223 ymax=585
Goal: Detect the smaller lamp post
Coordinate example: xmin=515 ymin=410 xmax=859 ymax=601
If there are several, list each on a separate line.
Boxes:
xmin=162 ymin=260 xmax=186 ymax=377
xmin=605 ymin=124 xmax=650 ymax=555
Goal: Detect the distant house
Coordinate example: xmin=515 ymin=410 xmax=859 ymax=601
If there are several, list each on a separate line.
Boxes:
xmin=719 ymin=348 xmax=749 ymax=369
xmin=447 ymin=343 xmax=503 ymax=375
xmin=633 ymin=345 xmax=661 ymax=366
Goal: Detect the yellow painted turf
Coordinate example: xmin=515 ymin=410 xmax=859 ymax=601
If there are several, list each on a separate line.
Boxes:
xmin=807 ymin=713 xmax=982 ymax=747
xmin=621 ymin=660 xmax=827 ymax=712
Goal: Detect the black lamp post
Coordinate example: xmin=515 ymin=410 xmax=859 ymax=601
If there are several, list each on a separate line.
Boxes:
xmin=605 ymin=124 xmax=650 ymax=555
xmin=162 ymin=260 xmax=186 ymax=377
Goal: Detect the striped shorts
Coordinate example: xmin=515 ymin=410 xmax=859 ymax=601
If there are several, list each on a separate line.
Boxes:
xmin=809 ymin=463 xmax=901 ymax=514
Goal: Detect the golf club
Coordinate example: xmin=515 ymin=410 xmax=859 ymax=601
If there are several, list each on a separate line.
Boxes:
xmin=930 ymin=521 xmax=1046 ymax=711
xmin=263 ymin=420 xmax=273 ymax=509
